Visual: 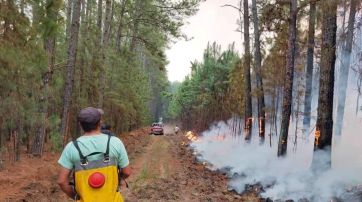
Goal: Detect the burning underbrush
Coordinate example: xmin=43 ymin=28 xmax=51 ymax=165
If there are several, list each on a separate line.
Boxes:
xmin=187 ymin=120 xmax=362 ymax=202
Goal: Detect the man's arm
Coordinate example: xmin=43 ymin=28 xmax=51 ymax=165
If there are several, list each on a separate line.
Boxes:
xmin=120 ymin=165 xmax=131 ymax=179
xmin=114 ymin=137 xmax=131 ymax=178
xmin=57 ymin=167 xmax=76 ymax=199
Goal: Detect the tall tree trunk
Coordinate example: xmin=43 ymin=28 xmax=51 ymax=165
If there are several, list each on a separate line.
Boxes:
xmin=60 ymin=0 xmax=82 ymax=145
xmin=31 ymin=37 xmax=55 ymax=156
xmin=240 ymin=0 xmax=253 ymax=142
xmin=78 ymin=0 xmax=87 ymax=97
xmin=278 ymin=0 xmax=297 ymax=157
xmin=303 ymin=0 xmax=317 ymax=129
xmin=65 ymin=0 xmax=73 ymax=42
xmin=32 ymin=0 xmax=58 ymax=156
xmin=130 ymin=0 xmax=142 ymax=52
xmin=334 ymin=0 xmax=357 ymax=136
xmin=312 ymin=0 xmax=337 ymax=169
xmin=251 ymin=0 xmax=266 ymax=143
xmin=97 ymin=0 xmax=103 ymax=45
xmin=243 ymin=0 xmax=253 ymax=141
xmin=98 ymin=0 xmax=113 ymax=108
xmin=116 ymin=0 xmax=127 ymax=54
xmin=15 ymin=118 xmax=23 ymax=161
xmin=94 ymin=0 xmax=103 ymax=106
xmin=79 ymin=0 xmax=93 ymax=105
xmin=11 ymin=129 xmax=19 ymax=162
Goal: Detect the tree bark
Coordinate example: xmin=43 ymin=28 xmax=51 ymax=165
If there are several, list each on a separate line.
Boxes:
xmin=312 ymin=0 xmax=337 ymax=171
xmin=98 ymin=0 xmax=113 ymax=108
xmin=65 ymin=0 xmax=73 ymax=42
xmin=303 ymin=0 xmax=317 ymax=129
xmin=97 ymin=0 xmax=103 ymax=45
xmin=78 ymin=0 xmax=87 ymax=97
xmin=314 ymin=0 xmax=337 ymax=151
xmin=334 ymin=0 xmax=357 ymax=136
xmin=12 ymin=117 xmax=23 ymax=162
xmin=278 ymin=0 xmax=297 ymax=157
xmin=251 ymin=0 xmax=266 ymax=143
xmin=116 ymin=0 xmax=127 ymax=54
xmin=32 ymin=0 xmax=58 ymax=156
xmin=130 ymin=0 xmax=142 ymax=52
xmin=31 ymin=37 xmax=55 ymax=156
xmin=243 ymin=0 xmax=253 ymax=141
xmin=60 ymin=0 xmax=82 ymax=144
xmin=11 ymin=129 xmax=20 ymax=162
xmin=94 ymin=0 xmax=103 ymax=107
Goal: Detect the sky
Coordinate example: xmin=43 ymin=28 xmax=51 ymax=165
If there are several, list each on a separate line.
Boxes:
xmin=165 ymin=0 xmax=243 ymax=82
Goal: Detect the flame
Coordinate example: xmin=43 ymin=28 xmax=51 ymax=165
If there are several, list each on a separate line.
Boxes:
xmin=259 ymin=117 xmax=265 ymax=134
xmin=214 ymin=134 xmax=226 ymax=141
xmin=185 ymin=131 xmax=227 ymax=143
xmin=315 ymin=130 xmax=321 ymax=146
xmin=185 ymin=131 xmax=199 ymax=142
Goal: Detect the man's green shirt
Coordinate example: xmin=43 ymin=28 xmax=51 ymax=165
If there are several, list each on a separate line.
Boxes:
xmin=58 ymin=133 xmax=129 ymax=169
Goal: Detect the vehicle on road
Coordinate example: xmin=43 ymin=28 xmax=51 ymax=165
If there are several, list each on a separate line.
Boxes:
xmin=150 ymin=123 xmax=164 ymax=135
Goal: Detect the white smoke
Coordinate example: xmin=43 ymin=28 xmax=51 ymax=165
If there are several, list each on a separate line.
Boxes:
xmin=191 ymin=119 xmax=362 ymax=201
xmin=190 ymin=12 xmax=362 ymax=201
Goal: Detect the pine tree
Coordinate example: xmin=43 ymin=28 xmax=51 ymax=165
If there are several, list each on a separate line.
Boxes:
xmin=312 ymin=0 xmax=338 ymax=169
xmin=334 ymin=0 xmax=357 ymax=136
xmin=60 ymin=0 xmax=82 ymax=144
xmin=243 ymin=0 xmax=253 ymax=141
xmin=32 ymin=0 xmax=61 ymax=156
xmin=303 ymin=0 xmax=317 ymax=129
xmin=251 ymin=0 xmax=266 ymax=143
xmin=278 ymin=0 xmax=297 ymax=157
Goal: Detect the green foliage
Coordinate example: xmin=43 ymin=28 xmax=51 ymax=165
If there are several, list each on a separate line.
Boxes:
xmin=49 ymin=114 xmax=62 ymax=152
xmin=165 ymin=81 xmax=182 ymax=119
xmin=0 ymin=0 xmax=201 ymax=154
xmin=228 ymin=59 xmax=245 ymax=115
xmin=0 ymin=0 xmax=47 ymax=148
xmin=169 ymin=42 xmax=239 ymax=130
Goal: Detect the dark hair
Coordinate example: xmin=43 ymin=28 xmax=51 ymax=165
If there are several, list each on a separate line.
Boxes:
xmin=80 ymin=120 xmax=100 ymax=132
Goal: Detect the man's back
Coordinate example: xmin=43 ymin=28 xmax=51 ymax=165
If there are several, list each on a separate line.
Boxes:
xmin=58 ymin=134 xmax=129 ymax=170
xmin=57 ymin=107 xmax=131 ymax=201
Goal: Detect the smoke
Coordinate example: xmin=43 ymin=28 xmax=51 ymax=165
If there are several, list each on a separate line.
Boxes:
xmin=191 ymin=119 xmax=362 ymax=201
xmin=190 ymin=13 xmax=362 ymax=201
xmin=332 ymin=9 xmax=362 ymax=169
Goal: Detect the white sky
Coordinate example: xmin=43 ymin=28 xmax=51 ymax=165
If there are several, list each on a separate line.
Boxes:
xmin=165 ymin=0 xmax=243 ymax=82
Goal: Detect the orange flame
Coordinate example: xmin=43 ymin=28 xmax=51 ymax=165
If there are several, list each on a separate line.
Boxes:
xmin=315 ymin=130 xmax=320 ymax=146
xmin=185 ymin=131 xmax=199 ymax=142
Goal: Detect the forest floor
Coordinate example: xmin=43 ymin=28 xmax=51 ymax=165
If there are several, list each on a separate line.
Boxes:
xmin=0 ymin=125 xmax=260 ymax=202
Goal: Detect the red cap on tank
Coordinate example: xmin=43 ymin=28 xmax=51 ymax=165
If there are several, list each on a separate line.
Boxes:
xmin=88 ymin=172 xmax=105 ymax=188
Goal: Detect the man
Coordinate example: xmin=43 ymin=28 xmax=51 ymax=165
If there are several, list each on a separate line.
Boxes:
xmin=57 ymin=107 xmax=131 ymax=201
xmin=174 ymin=125 xmax=180 ymax=134
xmin=101 ymin=123 xmax=115 ymax=136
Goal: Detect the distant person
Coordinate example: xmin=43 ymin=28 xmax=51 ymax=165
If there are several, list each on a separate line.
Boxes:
xmin=101 ymin=123 xmax=115 ymax=136
xmin=174 ymin=125 xmax=180 ymax=134
xmin=57 ymin=107 xmax=131 ymax=201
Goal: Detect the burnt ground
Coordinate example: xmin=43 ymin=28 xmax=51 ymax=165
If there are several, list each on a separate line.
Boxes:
xmin=0 ymin=125 xmax=260 ymax=202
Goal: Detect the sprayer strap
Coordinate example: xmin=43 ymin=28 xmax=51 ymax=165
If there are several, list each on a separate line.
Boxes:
xmin=73 ymin=140 xmax=87 ymax=164
xmin=105 ymin=135 xmax=111 ymax=159
xmin=73 ymin=135 xmax=112 ymax=163
xmin=85 ymin=151 xmax=104 ymax=157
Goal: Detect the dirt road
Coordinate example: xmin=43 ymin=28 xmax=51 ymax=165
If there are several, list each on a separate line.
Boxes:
xmin=124 ymin=126 xmax=183 ymax=201
xmin=123 ymin=125 xmax=259 ymax=202
xmin=0 ymin=126 xmax=259 ymax=201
